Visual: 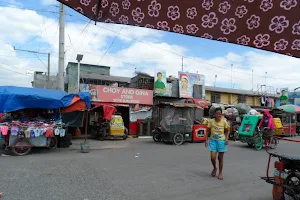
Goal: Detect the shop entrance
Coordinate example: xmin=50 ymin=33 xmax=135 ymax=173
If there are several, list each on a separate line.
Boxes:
xmin=115 ymin=106 xmax=130 ymax=131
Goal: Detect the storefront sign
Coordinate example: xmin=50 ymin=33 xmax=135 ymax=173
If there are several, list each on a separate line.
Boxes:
xmin=81 ymin=84 xmax=153 ymax=105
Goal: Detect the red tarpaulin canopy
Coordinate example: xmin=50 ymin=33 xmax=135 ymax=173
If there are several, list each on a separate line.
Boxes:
xmin=91 ymin=102 xmax=117 ymax=120
xmin=58 ymin=0 xmax=300 ymax=58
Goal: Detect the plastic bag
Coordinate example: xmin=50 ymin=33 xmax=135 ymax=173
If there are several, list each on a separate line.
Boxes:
xmin=224 ymin=108 xmax=239 ymax=119
xmin=235 ymin=103 xmax=251 ymax=115
xmin=209 ymin=103 xmax=225 ymax=118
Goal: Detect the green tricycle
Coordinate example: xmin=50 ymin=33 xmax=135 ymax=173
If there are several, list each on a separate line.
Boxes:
xmin=238 ymin=115 xmax=264 ymax=150
xmin=238 ymin=115 xmax=278 ymax=150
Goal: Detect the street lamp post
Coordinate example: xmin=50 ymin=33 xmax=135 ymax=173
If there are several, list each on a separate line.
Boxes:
xmin=76 ymin=54 xmax=83 ymax=92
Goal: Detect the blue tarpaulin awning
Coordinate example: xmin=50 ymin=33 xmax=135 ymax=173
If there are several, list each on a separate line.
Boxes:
xmin=0 ymin=86 xmax=91 ymax=113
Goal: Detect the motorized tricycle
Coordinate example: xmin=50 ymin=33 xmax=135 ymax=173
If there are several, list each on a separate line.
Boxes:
xmin=152 ymin=102 xmax=203 ymax=145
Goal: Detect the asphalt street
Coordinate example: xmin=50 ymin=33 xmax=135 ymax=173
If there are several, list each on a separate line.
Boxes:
xmin=1 ymin=137 xmax=300 ymax=200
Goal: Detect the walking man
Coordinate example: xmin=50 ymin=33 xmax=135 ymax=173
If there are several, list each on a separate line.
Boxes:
xmin=205 ymin=107 xmax=229 ymax=180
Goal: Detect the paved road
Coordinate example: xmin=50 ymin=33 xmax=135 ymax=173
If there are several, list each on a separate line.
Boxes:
xmin=1 ymin=137 xmax=300 ymax=200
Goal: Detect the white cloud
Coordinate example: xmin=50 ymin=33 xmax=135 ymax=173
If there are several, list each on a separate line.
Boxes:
xmin=1 ymin=5 xmax=300 ymax=93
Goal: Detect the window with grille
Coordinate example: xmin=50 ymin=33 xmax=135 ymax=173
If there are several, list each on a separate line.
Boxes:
xmin=211 ymin=92 xmax=221 ymax=103
xmin=238 ymin=95 xmax=247 ymax=103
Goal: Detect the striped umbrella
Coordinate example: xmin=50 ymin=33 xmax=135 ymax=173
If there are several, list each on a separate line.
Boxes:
xmin=278 ymin=105 xmax=300 ymax=113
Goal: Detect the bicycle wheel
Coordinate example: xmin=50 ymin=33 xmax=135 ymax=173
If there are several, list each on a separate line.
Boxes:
xmin=254 ymin=135 xmax=263 ymax=150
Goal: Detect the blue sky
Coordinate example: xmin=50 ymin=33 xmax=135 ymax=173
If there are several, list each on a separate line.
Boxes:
xmin=0 ymin=0 xmax=300 ymax=91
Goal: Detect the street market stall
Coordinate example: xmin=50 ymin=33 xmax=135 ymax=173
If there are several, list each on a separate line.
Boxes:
xmin=0 ymin=86 xmax=91 ymax=156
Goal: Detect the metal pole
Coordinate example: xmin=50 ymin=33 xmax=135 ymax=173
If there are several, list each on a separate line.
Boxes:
xmin=252 ymin=69 xmax=253 ymax=91
xmin=47 ymin=53 xmax=50 ymax=88
xmin=58 ymin=3 xmax=65 ymax=91
xmin=231 ymin=64 xmax=233 ymax=88
xmin=181 ymin=57 xmax=183 ymax=71
xmin=78 ymin=61 xmax=80 ymax=92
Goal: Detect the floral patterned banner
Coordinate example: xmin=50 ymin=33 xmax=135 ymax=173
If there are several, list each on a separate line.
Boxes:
xmin=57 ymin=0 xmax=300 ymax=58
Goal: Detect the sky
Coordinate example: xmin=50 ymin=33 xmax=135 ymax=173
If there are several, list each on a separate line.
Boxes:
xmin=1 ymin=0 xmax=300 ymax=94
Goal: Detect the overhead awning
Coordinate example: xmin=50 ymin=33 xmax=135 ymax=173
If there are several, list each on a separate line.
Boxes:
xmin=58 ymin=0 xmax=300 ymax=58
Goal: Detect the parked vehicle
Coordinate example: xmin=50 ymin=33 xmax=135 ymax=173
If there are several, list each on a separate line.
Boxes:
xmin=261 ymin=150 xmax=300 ymax=200
xmin=152 ymin=102 xmax=204 ymax=145
xmin=238 ymin=115 xmax=278 ymax=150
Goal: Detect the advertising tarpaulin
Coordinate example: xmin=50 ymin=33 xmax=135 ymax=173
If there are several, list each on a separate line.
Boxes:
xmin=154 ymin=70 xmax=167 ymax=96
xmin=279 ymin=88 xmax=289 ymax=106
xmin=81 ymin=84 xmax=153 ymax=105
xmin=178 ymin=72 xmax=205 ymax=99
xmin=178 ymin=72 xmax=193 ymax=98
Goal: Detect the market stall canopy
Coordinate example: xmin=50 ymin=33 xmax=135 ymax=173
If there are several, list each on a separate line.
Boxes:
xmin=57 ymin=0 xmax=300 ymax=58
xmin=0 ymin=86 xmax=91 ymax=113
xmin=90 ymin=102 xmax=117 ymax=120
xmin=278 ymin=105 xmax=300 ymax=113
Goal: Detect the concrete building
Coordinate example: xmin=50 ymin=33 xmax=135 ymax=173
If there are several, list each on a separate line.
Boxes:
xmin=66 ymin=62 xmax=132 ymax=93
xmin=32 ymin=71 xmax=59 ymax=90
xmin=205 ymin=86 xmax=278 ymax=106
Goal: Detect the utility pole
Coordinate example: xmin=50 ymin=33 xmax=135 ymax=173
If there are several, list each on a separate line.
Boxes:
xmin=181 ymin=57 xmax=183 ymax=71
xmin=13 ymin=47 xmax=50 ymax=88
xmin=58 ymin=3 xmax=65 ymax=91
xmin=231 ymin=64 xmax=233 ymax=88
xmin=252 ymin=69 xmax=253 ymax=91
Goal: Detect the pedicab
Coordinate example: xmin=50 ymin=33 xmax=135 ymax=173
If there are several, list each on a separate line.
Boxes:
xmin=152 ymin=102 xmax=204 ymax=145
xmin=238 ymin=115 xmax=279 ymax=150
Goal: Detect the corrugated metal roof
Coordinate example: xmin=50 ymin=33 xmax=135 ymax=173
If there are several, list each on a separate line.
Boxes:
xmin=80 ymin=71 xmax=131 ymax=83
xmin=205 ymin=86 xmax=278 ymax=97
xmin=155 ymin=102 xmax=204 ymax=109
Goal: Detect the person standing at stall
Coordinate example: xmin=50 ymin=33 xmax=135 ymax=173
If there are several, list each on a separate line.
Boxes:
xmin=205 ymin=107 xmax=229 ymax=180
